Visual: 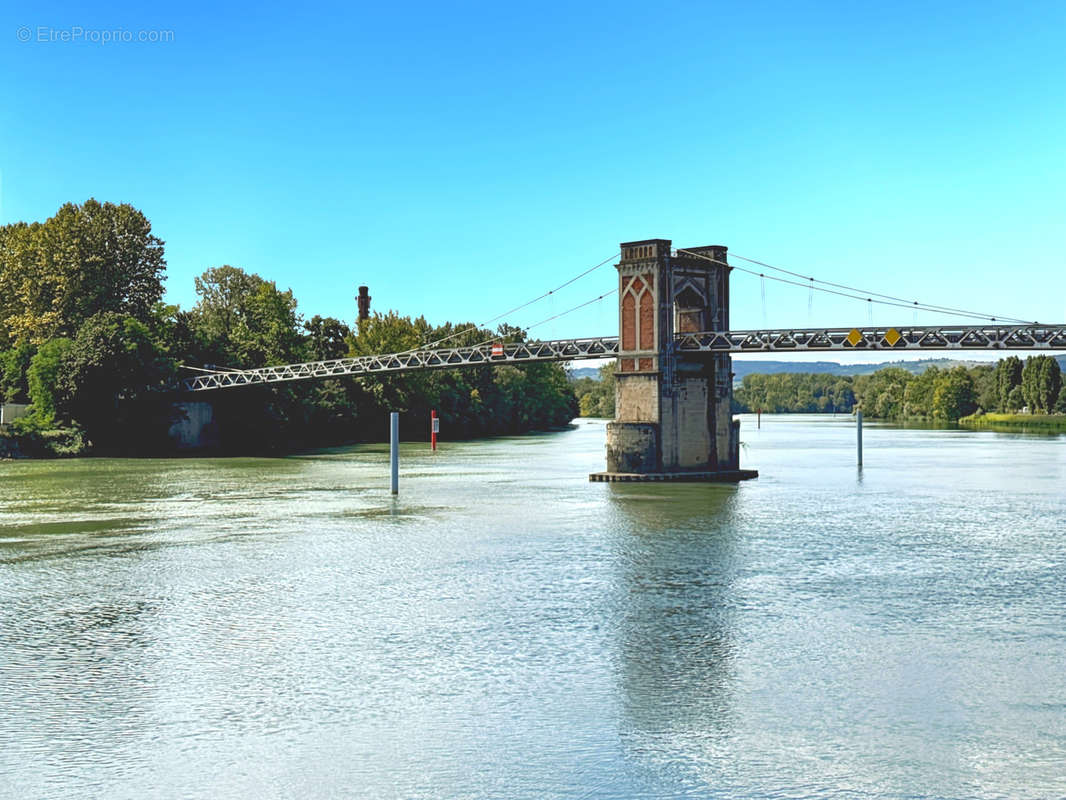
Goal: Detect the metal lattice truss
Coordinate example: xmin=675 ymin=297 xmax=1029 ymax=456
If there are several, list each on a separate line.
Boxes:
xmin=182 ymin=324 xmax=1066 ymax=392
xmin=675 ymin=325 xmax=1066 ymax=353
xmin=181 ymin=336 xmax=620 ymax=392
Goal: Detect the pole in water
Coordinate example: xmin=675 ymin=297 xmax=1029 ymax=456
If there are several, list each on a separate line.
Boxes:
xmin=430 ymin=409 xmax=438 ymax=451
xmin=757 ymin=408 xmax=761 ymax=429
xmin=390 ymin=411 xmax=399 ymax=494
xmin=856 ymin=408 xmax=863 ymax=467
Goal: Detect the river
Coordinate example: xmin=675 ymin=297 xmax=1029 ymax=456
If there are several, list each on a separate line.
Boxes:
xmin=1 ymin=414 xmax=1065 ymax=799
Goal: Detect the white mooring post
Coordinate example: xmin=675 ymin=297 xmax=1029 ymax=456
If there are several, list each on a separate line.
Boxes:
xmin=856 ymin=408 xmax=863 ymax=467
xmin=390 ymin=412 xmax=399 ymax=494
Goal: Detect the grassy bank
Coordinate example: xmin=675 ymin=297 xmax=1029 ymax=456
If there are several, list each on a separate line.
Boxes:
xmin=958 ymin=412 xmax=1066 ymax=432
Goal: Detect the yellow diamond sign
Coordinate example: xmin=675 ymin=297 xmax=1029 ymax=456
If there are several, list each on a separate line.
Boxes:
xmin=846 ymin=329 xmax=863 ymax=347
xmin=884 ymin=327 xmax=902 ymax=347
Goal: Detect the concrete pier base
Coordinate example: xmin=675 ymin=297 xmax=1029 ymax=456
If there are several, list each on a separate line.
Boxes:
xmin=589 ymin=469 xmax=758 ymax=483
xmin=604 ymin=421 xmax=659 ymax=474
xmin=169 ymin=401 xmax=219 ymax=450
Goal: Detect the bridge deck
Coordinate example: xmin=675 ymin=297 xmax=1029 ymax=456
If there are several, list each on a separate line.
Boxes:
xmin=181 ymin=324 xmax=1066 ymax=391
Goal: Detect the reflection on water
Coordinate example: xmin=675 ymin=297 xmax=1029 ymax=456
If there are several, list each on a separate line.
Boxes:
xmin=611 ymin=486 xmax=738 ymax=731
xmin=609 ymin=487 xmax=739 ymax=792
xmin=1 ymin=416 xmax=1065 ymax=799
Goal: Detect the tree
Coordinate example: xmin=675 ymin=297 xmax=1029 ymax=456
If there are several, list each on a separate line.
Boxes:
xmin=574 ymin=362 xmax=615 ymax=418
xmin=734 ymin=372 xmax=858 ymax=414
xmin=191 ymin=265 xmax=303 ymax=367
xmin=25 ymin=338 xmax=73 ymax=425
xmin=192 ymin=265 xmax=265 ymax=343
xmin=1041 ymin=357 xmax=1061 ymax=412
xmin=304 ymin=315 xmax=352 ymax=361
xmin=996 ymin=356 xmax=1023 ymax=412
xmin=1006 ymin=385 xmax=1025 ymax=412
xmin=931 ymin=367 xmax=977 ymax=421
xmin=853 ymin=367 xmax=910 ymax=419
xmin=235 ymin=281 xmax=302 ymax=366
xmin=902 ymin=367 xmax=939 ymax=418
xmin=349 ymin=310 xmax=428 ymax=357
xmin=873 ymin=390 xmax=900 ymax=419
xmin=1020 ymin=355 xmax=1061 ymax=413
xmin=0 ymin=340 xmax=36 ymax=403
xmin=54 ymin=312 xmax=175 ymax=451
xmin=972 ymin=364 xmax=997 ymax=412
xmin=0 ymin=200 xmax=165 ymax=343
xmin=1055 ymin=384 xmax=1066 ymax=414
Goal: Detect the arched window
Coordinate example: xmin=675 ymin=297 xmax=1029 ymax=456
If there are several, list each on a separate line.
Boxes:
xmin=674 ymin=287 xmax=705 ymax=333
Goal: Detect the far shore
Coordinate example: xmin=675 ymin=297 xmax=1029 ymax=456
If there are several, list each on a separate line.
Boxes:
xmin=958 ymin=412 xmax=1066 ymax=432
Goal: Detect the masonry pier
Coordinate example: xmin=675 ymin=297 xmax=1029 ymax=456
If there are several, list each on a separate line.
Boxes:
xmin=590 ymin=239 xmax=758 ymax=483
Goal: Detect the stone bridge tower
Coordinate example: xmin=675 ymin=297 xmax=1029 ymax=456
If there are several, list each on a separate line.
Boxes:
xmin=590 ymin=239 xmax=757 ymax=482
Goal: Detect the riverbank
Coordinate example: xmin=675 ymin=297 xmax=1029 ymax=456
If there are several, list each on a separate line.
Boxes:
xmin=0 ymin=428 xmax=88 ymax=459
xmin=958 ymin=412 xmax=1066 ymax=431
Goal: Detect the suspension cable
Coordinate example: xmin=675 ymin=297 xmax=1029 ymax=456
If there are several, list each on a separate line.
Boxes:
xmin=381 ymin=252 xmax=620 ymax=355
xmin=525 ymin=289 xmax=619 ymax=332
xmin=727 ymin=252 xmax=1036 ymax=325
xmin=677 ymin=250 xmax=1038 ymax=325
xmin=179 ymin=364 xmax=243 ymax=374
xmin=459 ymin=289 xmax=621 ymax=352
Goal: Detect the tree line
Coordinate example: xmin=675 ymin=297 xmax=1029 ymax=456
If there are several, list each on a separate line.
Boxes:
xmin=734 ymin=356 xmax=1065 ymax=421
xmin=0 ymin=200 xmax=578 ymax=456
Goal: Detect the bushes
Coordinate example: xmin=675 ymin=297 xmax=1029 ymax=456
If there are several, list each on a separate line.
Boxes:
xmin=1 ymin=425 xmax=88 ymax=458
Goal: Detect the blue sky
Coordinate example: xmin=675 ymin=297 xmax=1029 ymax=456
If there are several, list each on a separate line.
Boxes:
xmin=2 ymin=0 xmax=1064 ymax=361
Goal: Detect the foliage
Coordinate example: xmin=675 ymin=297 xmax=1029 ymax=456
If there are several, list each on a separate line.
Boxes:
xmin=902 ymin=367 xmax=939 ymax=418
xmin=25 ymin=338 xmax=73 ymax=426
xmin=304 ymin=315 xmax=352 ymax=361
xmin=0 ymin=340 xmax=36 ymax=403
xmin=0 ymin=199 xmax=165 ymax=344
xmin=735 ymin=372 xmax=854 ymax=414
xmin=1020 ymin=355 xmax=1061 ymax=413
xmin=734 ymin=356 xmax=1064 ymax=422
xmin=995 ymin=356 xmax=1023 ymax=411
xmin=1006 ymin=385 xmax=1025 ymax=412
xmin=851 ymin=368 xmax=908 ymax=419
xmin=930 ymin=366 xmax=977 ymax=421
xmin=1055 ymin=386 xmax=1066 ymax=414
xmin=0 ymin=426 xmax=88 ymax=458
xmin=54 ymin=312 xmax=176 ymax=451
xmin=972 ymin=364 xmax=997 ymax=415
xmin=191 ymin=265 xmax=303 ymax=367
xmin=573 ymin=362 xmax=616 ymax=417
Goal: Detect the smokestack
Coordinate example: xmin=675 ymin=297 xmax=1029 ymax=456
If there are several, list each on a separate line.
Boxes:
xmin=357 ymin=286 xmax=371 ymax=321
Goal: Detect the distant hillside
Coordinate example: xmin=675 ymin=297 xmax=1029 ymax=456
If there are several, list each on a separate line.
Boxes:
xmin=571 ymin=356 xmax=1066 ymax=382
xmin=569 ymin=366 xmax=602 ymax=380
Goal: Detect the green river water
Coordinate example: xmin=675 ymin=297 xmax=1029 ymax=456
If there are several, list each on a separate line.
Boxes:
xmin=1 ymin=414 xmax=1064 ymax=799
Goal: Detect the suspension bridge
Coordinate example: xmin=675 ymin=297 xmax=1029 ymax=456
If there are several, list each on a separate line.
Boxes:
xmin=178 ymin=238 xmax=1066 ymax=482
xmin=181 ymin=324 xmax=1066 ymax=392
